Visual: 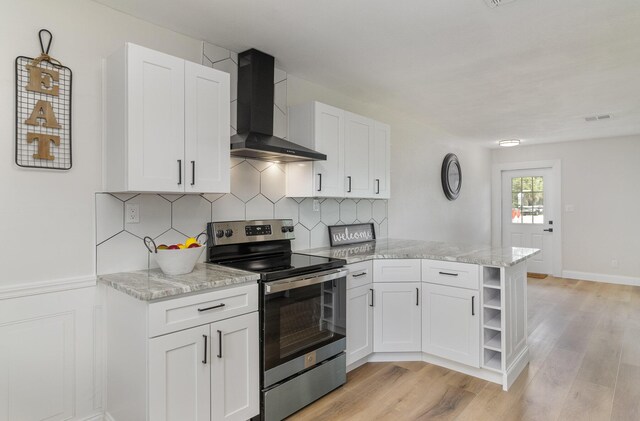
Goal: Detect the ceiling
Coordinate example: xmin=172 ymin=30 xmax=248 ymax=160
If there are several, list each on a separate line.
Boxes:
xmin=94 ymin=0 xmax=640 ymax=147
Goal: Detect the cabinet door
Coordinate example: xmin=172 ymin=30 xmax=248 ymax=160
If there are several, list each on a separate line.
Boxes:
xmin=184 ymin=61 xmax=230 ymax=193
xmin=149 ymin=325 xmax=210 ymax=421
xmin=347 ymin=284 xmax=374 ymax=365
xmin=373 ymin=283 xmax=421 ymax=352
xmin=313 ymin=103 xmax=345 ymax=197
xmin=127 ymin=43 xmax=185 ymax=192
xmin=211 ymin=312 xmax=259 ymax=421
xmin=422 ymin=283 xmax=480 ymax=367
xmin=373 ymin=122 xmax=391 ymax=198
xmin=344 ymin=112 xmax=374 ymax=198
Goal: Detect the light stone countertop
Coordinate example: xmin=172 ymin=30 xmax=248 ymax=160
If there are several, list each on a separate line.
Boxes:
xmin=299 ymin=238 xmax=540 ymax=267
xmin=98 ymin=263 xmax=260 ymax=301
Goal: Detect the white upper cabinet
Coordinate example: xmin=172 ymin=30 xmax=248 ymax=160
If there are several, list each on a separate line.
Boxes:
xmin=286 ymin=101 xmax=390 ymax=199
xmin=184 ymin=61 xmax=230 ymax=193
xmin=105 ymin=43 xmax=230 ymax=193
xmin=344 ymin=112 xmax=374 ymax=197
xmin=286 ymin=102 xmax=345 ymax=197
xmin=373 ymin=122 xmax=391 ymax=198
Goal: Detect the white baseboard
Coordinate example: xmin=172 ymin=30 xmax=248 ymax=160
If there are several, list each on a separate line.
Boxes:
xmin=0 ymin=275 xmax=96 ymax=300
xmin=104 ymin=412 xmax=116 ymax=421
xmin=562 ymin=270 xmax=640 ymax=287
xmin=504 ymin=347 xmax=529 ymax=391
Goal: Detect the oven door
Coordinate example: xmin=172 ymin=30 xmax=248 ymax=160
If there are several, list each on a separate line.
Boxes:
xmin=262 ymin=268 xmax=347 ymax=388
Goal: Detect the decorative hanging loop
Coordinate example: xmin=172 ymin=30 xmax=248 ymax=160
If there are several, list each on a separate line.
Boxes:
xmin=15 ymin=29 xmax=73 ymax=170
xmin=30 ymin=29 xmax=64 ymax=68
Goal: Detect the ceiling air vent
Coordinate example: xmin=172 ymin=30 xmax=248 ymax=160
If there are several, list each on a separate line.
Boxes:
xmin=484 ymin=0 xmax=517 ymax=8
xmin=585 ymin=114 xmax=612 ymax=122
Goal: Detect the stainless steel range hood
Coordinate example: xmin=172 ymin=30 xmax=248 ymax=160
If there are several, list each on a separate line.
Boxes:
xmin=230 ymin=49 xmax=326 ymax=162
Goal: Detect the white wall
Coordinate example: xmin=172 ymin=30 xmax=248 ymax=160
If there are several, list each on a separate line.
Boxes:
xmin=288 ymin=76 xmax=493 ymax=245
xmin=492 ymin=135 xmax=640 ymax=281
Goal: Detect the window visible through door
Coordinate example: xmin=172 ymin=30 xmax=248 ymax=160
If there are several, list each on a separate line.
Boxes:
xmin=511 ymin=176 xmax=544 ymax=224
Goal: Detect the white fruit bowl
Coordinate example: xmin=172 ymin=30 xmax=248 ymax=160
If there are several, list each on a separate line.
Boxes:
xmin=154 ymin=246 xmax=204 ymax=275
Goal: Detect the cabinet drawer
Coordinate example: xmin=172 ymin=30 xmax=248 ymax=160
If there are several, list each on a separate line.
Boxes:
xmin=373 ymin=259 xmax=421 ymax=283
xmin=347 ymin=261 xmax=373 ymax=289
xmin=148 ymin=283 xmax=258 ymax=337
xmin=422 ymin=260 xmax=479 ymax=290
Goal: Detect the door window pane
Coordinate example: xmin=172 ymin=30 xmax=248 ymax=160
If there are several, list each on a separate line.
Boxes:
xmin=511 ymin=176 xmax=544 ymax=224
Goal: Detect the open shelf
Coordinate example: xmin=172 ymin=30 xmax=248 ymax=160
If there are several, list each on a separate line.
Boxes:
xmin=483 ymin=349 xmax=502 ymax=372
xmin=484 ymin=312 xmax=502 ymax=331
xmin=483 ymin=266 xmax=500 ymax=285
xmin=483 ymin=330 xmax=502 ymax=351
xmin=483 ymin=288 xmax=501 ymax=309
xmin=483 ymin=278 xmax=501 ymax=289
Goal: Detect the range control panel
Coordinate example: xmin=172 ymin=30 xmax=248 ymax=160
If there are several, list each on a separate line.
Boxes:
xmin=208 ymin=219 xmax=295 ymax=246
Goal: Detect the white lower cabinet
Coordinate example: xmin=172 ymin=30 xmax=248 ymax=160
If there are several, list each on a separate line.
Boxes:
xmin=211 ymin=312 xmax=260 ymax=421
xmin=346 ymin=284 xmax=374 ymax=365
xmin=148 ymin=312 xmax=259 ymax=421
xmin=106 ymin=284 xmax=259 ymax=421
xmin=149 ymin=325 xmax=211 ymax=421
xmin=422 ymin=283 xmax=480 ymax=367
xmin=373 ymin=282 xmax=422 ymax=352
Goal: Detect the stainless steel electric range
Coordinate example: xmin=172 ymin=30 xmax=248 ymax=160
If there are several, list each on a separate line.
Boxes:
xmin=207 ymin=219 xmax=348 ymax=421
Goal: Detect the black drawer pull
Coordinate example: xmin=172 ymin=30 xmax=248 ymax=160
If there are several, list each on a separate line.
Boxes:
xmin=438 ymin=271 xmax=459 ymax=277
xmin=416 ymin=288 xmax=419 ymax=306
xmin=202 ymin=335 xmax=208 ymax=364
xmin=198 ymin=303 xmax=226 ymax=312
xmin=472 ymin=296 xmax=475 ymax=316
xmin=369 ymin=288 xmax=374 ymax=307
xmin=317 ymin=173 xmax=322 ymax=192
xmin=352 ymin=272 xmax=367 ymax=278
xmin=217 ymin=330 xmax=223 ymax=358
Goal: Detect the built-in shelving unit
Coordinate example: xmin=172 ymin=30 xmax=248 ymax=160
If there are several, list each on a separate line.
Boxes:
xmin=481 ymin=266 xmax=503 ymax=372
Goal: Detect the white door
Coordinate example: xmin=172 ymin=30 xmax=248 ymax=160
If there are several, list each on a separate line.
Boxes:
xmin=373 ymin=122 xmax=391 ymax=198
xmin=344 ymin=112 xmax=374 ymax=197
xmin=313 ymin=103 xmax=345 ymax=197
xmin=127 ymin=43 xmax=185 ymax=192
xmin=501 ymin=169 xmax=554 ymax=274
xmin=149 ymin=325 xmax=210 ymax=421
xmin=211 ymin=312 xmax=259 ymax=421
xmin=373 ymin=283 xmax=421 ymax=352
xmin=346 ymin=284 xmax=374 ymax=365
xmin=422 ymin=283 xmax=480 ymax=368
xmin=184 ymin=61 xmax=230 ymax=193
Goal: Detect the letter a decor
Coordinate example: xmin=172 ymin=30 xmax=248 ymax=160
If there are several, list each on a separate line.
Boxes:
xmin=16 ymin=29 xmax=72 ymax=169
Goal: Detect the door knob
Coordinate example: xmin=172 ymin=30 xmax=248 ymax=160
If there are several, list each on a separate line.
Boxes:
xmin=543 ymin=228 xmax=553 ymax=232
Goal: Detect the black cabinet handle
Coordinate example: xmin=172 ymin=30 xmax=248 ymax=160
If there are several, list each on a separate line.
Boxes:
xmin=317 ymin=173 xmax=322 ymax=192
xmin=217 ymin=330 xmax=223 ymax=358
xmin=352 ymin=272 xmax=367 ymax=278
xmin=438 ymin=271 xmax=459 ymax=277
xmin=472 ymin=296 xmax=475 ymax=316
xmin=543 ymin=228 xmax=554 ymax=232
xmin=177 ymin=159 xmax=182 ymax=185
xmin=191 ymin=161 xmax=195 ymax=186
xmin=347 ymin=176 xmax=352 ymax=193
xmin=202 ymin=334 xmax=208 ymax=364
xmin=369 ymin=288 xmax=374 ymax=307
xmin=197 ymin=303 xmax=225 ymax=312
xmin=416 ymin=288 xmax=419 ymax=306
xmin=376 ymin=179 xmax=380 ymax=194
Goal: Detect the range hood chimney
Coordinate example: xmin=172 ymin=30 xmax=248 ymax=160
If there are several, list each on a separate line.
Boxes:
xmin=230 ymin=49 xmax=326 ymax=162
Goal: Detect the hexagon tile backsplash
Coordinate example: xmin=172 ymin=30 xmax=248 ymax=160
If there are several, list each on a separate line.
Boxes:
xmin=95 ymin=159 xmax=388 ymax=275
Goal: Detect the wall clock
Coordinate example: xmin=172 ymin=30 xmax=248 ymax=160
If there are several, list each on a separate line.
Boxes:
xmin=441 ymin=153 xmax=462 ymax=200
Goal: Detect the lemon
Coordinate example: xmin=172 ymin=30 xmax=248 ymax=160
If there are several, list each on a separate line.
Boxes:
xmin=177 ymin=244 xmax=186 ymax=249
xmin=185 ymin=237 xmax=198 ymax=247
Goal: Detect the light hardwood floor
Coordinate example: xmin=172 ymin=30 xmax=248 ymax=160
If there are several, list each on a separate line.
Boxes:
xmin=290 ymin=276 xmax=640 ymax=421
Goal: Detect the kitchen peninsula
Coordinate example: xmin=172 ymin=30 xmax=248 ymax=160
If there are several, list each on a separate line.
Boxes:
xmin=301 ymin=238 xmax=539 ymax=391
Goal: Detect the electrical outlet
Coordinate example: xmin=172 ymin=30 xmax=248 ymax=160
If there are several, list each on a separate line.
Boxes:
xmin=564 ymin=204 xmax=575 ymax=212
xmin=313 ymin=199 xmax=320 ymax=212
xmin=126 ymin=203 xmax=140 ymax=224
xmin=611 ymin=259 xmax=619 ymax=268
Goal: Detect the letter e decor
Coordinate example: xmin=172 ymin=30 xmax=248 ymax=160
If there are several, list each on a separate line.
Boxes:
xmin=16 ymin=29 xmax=72 ymax=169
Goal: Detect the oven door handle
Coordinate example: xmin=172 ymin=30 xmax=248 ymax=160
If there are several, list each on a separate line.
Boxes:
xmin=264 ymin=268 xmax=349 ymax=295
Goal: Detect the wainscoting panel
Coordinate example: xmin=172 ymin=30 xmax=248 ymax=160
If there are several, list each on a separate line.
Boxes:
xmin=0 ymin=286 xmax=103 ymax=421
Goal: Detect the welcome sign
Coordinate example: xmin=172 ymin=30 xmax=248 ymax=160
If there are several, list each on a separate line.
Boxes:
xmin=328 ymin=223 xmax=376 ymax=247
